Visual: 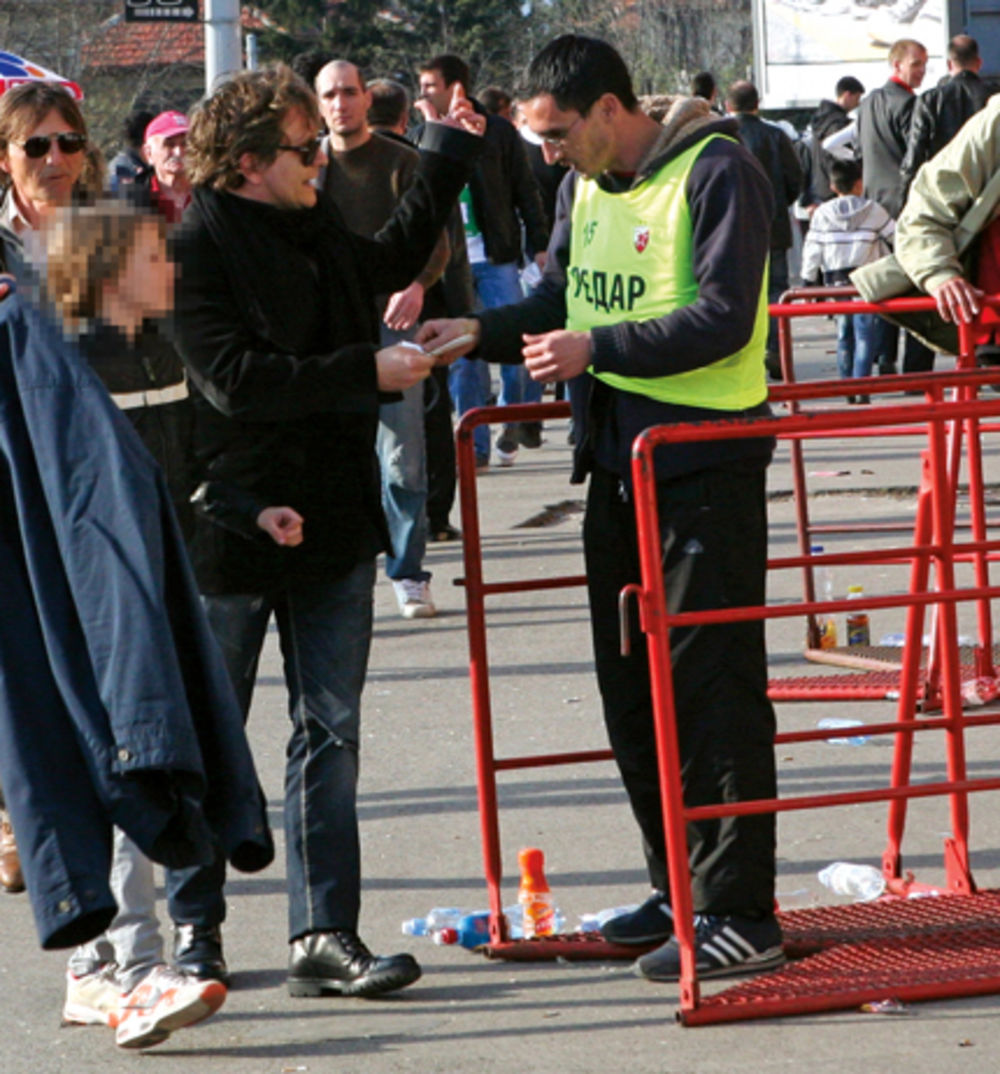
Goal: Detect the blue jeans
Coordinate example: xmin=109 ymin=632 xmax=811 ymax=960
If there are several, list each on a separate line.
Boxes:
xmin=448 ymin=357 xmax=491 ymax=463
xmin=836 ymin=312 xmax=876 ymax=380
xmin=377 ymin=326 xmax=429 ymax=583
xmin=472 ymin=261 xmax=543 ymax=411
xmin=449 ymin=260 xmax=540 ymax=460
xmin=166 ymin=561 xmax=375 ymax=940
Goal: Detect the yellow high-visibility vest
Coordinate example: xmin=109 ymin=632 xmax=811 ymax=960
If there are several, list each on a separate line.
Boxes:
xmin=567 ymin=133 xmax=769 ymax=410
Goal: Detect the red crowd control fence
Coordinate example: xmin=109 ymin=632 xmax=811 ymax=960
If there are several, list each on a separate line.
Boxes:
xmin=628 ymin=380 xmax=1000 ymax=1023
xmin=452 ymin=292 xmax=1000 ymax=1021
xmin=770 ymin=288 xmax=1000 ymax=657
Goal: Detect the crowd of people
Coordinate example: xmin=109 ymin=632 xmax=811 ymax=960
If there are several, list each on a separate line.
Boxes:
xmin=0 ymin=24 xmax=996 ymax=1052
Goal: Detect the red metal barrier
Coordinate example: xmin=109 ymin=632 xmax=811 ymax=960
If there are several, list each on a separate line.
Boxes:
xmin=770 ymin=288 xmax=1000 ymax=655
xmin=452 ymin=398 xmax=614 ymax=951
xmin=629 ymin=381 xmax=1000 ymax=1024
xmin=451 ymin=293 xmax=1000 ymax=1010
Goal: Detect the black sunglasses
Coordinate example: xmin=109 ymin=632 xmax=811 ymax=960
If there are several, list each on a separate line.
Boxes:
xmin=17 ymin=132 xmax=87 ymax=159
xmin=276 ymin=136 xmax=323 ymax=167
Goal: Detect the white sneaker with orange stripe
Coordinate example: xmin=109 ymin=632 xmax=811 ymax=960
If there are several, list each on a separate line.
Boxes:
xmin=115 ymin=964 xmax=226 ymax=1049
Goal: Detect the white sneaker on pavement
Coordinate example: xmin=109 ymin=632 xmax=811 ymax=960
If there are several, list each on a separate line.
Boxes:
xmin=495 ymin=426 xmax=519 ymax=467
xmin=392 ymin=578 xmax=436 ymax=619
xmin=63 ymin=962 xmax=123 ymax=1027
xmin=115 ymin=964 xmax=226 ymax=1049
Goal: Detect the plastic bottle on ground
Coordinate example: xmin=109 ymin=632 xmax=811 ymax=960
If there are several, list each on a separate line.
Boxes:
xmin=818 ymin=861 xmax=886 ymax=901
xmin=817 ymin=717 xmax=869 ymax=745
xmin=405 ymin=900 xmax=566 ymax=947
xmin=846 ymin=584 xmax=871 ymax=647
xmin=811 ymin=545 xmax=838 ymax=649
xmin=518 ymin=846 xmax=556 ymax=938
xmin=576 ymin=905 xmax=641 ymax=933
xmin=401 ymin=907 xmax=464 ymax=937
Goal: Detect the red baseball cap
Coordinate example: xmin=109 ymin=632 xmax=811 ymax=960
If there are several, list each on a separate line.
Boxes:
xmin=144 ymin=111 xmax=189 ymax=142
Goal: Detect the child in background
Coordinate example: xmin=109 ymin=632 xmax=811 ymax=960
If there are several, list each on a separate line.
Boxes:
xmin=801 ymin=159 xmax=895 ymax=403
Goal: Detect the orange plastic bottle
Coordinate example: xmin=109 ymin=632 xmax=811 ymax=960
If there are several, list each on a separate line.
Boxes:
xmin=518 ymin=847 xmax=555 ymax=938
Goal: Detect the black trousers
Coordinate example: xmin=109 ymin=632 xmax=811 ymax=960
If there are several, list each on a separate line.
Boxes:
xmin=584 ymin=464 xmax=777 ymax=916
xmin=424 ymin=366 xmax=456 ymax=531
xmin=874 ymin=318 xmax=935 ymax=374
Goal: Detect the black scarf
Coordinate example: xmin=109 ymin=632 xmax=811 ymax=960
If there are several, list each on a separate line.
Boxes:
xmin=191 ymin=186 xmax=376 ymax=356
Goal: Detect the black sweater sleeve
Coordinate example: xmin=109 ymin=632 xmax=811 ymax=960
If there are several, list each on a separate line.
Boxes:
xmin=364 ymin=123 xmax=484 ymax=297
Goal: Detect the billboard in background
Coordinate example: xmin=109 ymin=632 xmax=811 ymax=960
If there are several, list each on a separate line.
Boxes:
xmin=753 ymin=0 xmax=946 ymax=108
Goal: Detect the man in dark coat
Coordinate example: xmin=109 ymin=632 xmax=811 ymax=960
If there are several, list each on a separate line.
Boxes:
xmin=901 ymin=34 xmax=993 ymax=194
xmin=726 ymin=80 xmax=803 ymax=378
xmin=857 ymin=38 xmax=936 ymax=374
xmin=806 ymin=75 xmax=865 ymax=207
xmin=418 ymin=53 xmax=549 ymax=466
xmin=169 ymin=63 xmax=482 ymax=998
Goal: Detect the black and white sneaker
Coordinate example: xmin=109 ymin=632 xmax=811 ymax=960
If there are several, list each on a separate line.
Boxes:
xmin=635 ymin=912 xmax=785 ymax=981
xmin=600 ymin=891 xmax=674 ymax=946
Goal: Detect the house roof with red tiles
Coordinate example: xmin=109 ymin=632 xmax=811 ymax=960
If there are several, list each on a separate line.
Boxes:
xmin=81 ymin=6 xmax=278 ymax=73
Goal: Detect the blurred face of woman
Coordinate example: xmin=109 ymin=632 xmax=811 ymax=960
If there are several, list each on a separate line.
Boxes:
xmin=1 ymin=108 xmax=86 ymax=214
xmin=105 ymin=221 xmax=175 ymax=328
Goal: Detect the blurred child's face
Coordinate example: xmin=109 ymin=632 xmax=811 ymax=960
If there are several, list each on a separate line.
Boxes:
xmin=111 ymin=221 xmax=174 ymax=321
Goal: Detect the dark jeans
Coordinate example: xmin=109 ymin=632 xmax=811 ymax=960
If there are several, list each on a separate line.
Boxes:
xmin=873 ymin=317 xmax=935 ymax=374
xmin=584 ymin=464 xmax=777 ymax=916
xmin=166 ymin=560 xmax=375 ymax=941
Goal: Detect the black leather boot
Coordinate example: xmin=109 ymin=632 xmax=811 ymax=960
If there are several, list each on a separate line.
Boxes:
xmin=173 ymin=924 xmax=229 ymax=984
xmin=287 ymin=929 xmax=420 ymax=998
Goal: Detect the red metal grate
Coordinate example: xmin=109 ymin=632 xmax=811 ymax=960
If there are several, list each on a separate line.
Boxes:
xmin=684 ymin=890 xmax=1000 ymax=1025
xmin=768 ymin=668 xmax=912 ymax=701
xmin=780 ymin=888 xmax=1000 ymax=949
xmin=769 ymin=646 xmax=1000 ymax=701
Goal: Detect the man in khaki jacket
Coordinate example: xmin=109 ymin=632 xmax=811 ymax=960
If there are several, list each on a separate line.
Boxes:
xmin=891 ymin=94 xmax=1000 ymax=327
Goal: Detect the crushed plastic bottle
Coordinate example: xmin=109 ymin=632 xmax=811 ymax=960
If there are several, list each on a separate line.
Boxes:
xmin=438 ymin=905 xmax=567 ymax=948
xmin=818 ymin=861 xmax=886 ymax=901
xmin=817 ymin=717 xmax=870 ymax=745
xmin=433 ymin=910 xmax=510 ymax=948
xmin=860 ymin=998 xmax=912 ymax=1015
xmin=401 ymin=908 xmax=464 ymax=937
xmin=879 ymin=633 xmax=934 ymax=647
xmin=403 ymin=904 xmax=564 ymax=948
xmin=961 ymin=676 xmax=1000 ymax=707
xmin=575 ymin=905 xmax=641 ymax=934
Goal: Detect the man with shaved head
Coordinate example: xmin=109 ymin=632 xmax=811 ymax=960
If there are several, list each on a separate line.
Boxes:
xmin=315 ymin=59 xmax=450 ymax=619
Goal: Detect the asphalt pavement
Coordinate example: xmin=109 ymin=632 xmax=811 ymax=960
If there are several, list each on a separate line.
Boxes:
xmin=3 ymin=315 xmax=1000 ymax=1073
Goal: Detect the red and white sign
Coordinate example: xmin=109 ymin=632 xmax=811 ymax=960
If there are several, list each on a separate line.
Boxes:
xmin=633 ymin=226 xmax=650 ymax=254
xmin=0 ymin=51 xmax=83 ymax=100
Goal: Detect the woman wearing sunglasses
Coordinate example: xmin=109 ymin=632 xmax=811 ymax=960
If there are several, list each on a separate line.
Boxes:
xmin=0 ymin=82 xmax=90 ymax=254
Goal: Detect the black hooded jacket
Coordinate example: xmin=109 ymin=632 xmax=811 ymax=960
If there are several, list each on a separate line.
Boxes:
xmin=808 ymin=99 xmax=853 ymax=204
